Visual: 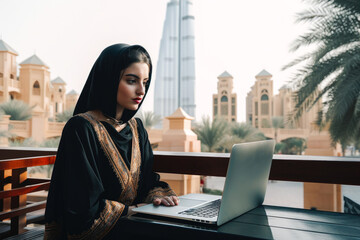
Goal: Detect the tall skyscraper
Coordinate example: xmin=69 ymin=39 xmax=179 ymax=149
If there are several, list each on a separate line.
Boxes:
xmin=154 ymin=0 xmax=196 ymax=122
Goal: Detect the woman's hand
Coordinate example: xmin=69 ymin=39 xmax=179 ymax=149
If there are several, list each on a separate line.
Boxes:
xmin=153 ymin=196 xmax=179 ymax=206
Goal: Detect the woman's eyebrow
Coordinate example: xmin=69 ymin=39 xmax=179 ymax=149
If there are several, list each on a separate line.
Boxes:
xmin=125 ymin=74 xmax=140 ymax=79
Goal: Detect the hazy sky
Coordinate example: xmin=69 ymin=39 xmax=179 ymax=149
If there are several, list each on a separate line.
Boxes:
xmin=0 ymin=0 xmax=309 ymax=122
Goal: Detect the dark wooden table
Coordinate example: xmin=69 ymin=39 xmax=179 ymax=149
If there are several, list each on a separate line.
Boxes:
xmin=118 ymin=205 xmax=360 ymax=240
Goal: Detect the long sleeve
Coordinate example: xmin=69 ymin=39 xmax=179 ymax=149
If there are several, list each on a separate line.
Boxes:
xmin=45 ymin=116 xmax=125 ymax=239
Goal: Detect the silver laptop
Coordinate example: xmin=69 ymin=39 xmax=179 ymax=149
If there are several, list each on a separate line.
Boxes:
xmin=133 ymin=140 xmax=275 ymax=226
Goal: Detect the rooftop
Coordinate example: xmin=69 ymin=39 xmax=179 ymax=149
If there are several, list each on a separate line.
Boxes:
xmin=218 ymin=71 xmax=233 ymax=78
xmin=166 ymin=107 xmax=194 ymax=120
xmin=0 ymin=39 xmax=18 ymax=55
xmin=20 ymin=54 xmax=48 ymax=67
xmin=51 ymin=77 xmax=66 ymax=84
xmin=256 ymin=69 xmax=272 ymax=77
xmin=67 ymin=89 xmax=78 ymax=95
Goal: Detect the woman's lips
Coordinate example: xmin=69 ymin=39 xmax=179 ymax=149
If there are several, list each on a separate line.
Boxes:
xmin=133 ymin=98 xmax=142 ymax=104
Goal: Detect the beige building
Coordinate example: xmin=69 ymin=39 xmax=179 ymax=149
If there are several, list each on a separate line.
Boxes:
xmin=212 ymin=71 xmax=237 ymax=122
xmin=246 ymin=69 xmax=321 ymax=130
xmin=157 ymin=107 xmax=201 ymax=196
xmin=246 ymin=70 xmax=342 ymax=213
xmin=0 ymin=39 xmax=79 ymax=142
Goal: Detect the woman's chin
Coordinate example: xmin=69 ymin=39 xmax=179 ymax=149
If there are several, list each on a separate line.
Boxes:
xmin=126 ymin=105 xmax=140 ymax=111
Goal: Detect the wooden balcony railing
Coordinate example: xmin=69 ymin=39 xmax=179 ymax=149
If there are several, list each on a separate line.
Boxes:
xmin=0 ymin=147 xmax=359 ymax=238
xmin=0 ymin=154 xmax=55 ymax=238
xmin=154 ymin=152 xmax=360 ymax=185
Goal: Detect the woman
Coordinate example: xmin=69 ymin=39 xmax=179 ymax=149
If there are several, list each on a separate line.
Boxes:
xmin=44 ymin=44 xmax=179 ymax=239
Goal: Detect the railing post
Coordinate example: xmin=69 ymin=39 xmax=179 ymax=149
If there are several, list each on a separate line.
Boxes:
xmin=11 ymin=167 xmax=27 ymax=234
xmin=0 ymin=169 xmax=11 ymax=212
xmin=304 ymin=132 xmax=342 ymax=212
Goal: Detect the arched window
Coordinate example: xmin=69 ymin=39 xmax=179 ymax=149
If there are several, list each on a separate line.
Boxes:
xmin=33 ymin=81 xmax=40 ymax=95
xmin=221 ymin=96 xmax=228 ymax=102
xmin=261 ymin=94 xmax=269 ymax=101
xmin=214 ymin=106 xmax=218 ymax=115
xmin=221 ymin=105 xmax=228 ymax=115
xmin=10 ymin=74 xmax=14 ymax=79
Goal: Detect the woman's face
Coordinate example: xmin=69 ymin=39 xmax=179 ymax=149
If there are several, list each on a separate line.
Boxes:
xmin=116 ymin=62 xmax=149 ymax=118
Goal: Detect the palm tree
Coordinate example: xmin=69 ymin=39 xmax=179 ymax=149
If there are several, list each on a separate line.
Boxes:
xmin=135 ymin=110 xmax=161 ymax=129
xmin=56 ymin=107 xmax=74 ymax=122
xmin=283 ymin=0 xmax=360 ymax=145
xmin=0 ymin=100 xmax=32 ymax=120
xmin=272 ymin=116 xmax=284 ymax=143
xmin=9 ymin=138 xmax=37 ymax=147
xmin=230 ymin=122 xmax=266 ymax=142
xmin=216 ymin=135 xmax=242 ymax=153
xmin=0 ymin=110 xmax=12 ymax=138
xmin=40 ymin=137 xmax=61 ymax=148
xmin=216 ymin=122 xmax=266 ymax=152
xmin=194 ymin=117 xmax=228 ymax=152
xmin=279 ymin=138 xmax=306 ymax=155
xmin=275 ymin=142 xmax=285 ymax=154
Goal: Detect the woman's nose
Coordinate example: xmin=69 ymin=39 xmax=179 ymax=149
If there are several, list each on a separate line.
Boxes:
xmin=137 ymin=82 xmax=145 ymax=95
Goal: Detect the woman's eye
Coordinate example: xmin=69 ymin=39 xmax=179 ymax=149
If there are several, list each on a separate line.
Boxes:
xmin=127 ymin=79 xmax=136 ymax=84
xmin=143 ymin=81 xmax=148 ymax=86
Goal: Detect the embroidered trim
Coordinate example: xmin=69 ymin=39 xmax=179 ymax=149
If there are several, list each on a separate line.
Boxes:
xmin=68 ymin=200 xmax=124 ymax=240
xmin=145 ymin=187 xmax=177 ymax=203
xmin=79 ymin=113 xmax=141 ymax=205
xmin=128 ymin=119 xmax=141 ymax=200
xmin=80 ymin=113 xmax=128 ymax=186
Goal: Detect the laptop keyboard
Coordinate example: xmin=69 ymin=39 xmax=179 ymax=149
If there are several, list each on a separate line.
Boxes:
xmin=178 ymin=199 xmax=221 ymax=218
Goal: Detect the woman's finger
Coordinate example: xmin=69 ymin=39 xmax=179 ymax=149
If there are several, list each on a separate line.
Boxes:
xmin=153 ymin=198 xmax=161 ymax=205
xmin=165 ymin=196 xmax=175 ymax=206
xmin=161 ymin=198 xmax=170 ymax=206
xmin=171 ymin=196 xmax=180 ymax=205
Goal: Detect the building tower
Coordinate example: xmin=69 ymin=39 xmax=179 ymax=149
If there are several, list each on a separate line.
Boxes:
xmin=154 ymin=0 xmax=196 ymax=123
xmin=212 ymin=71 xmax=237 ymax=122
xmin=0 ymin=40 xmax=19 ymax=102
xmin=246 ymin=69 xmax=321 ymax=130
xmin=19 ymin=55 xmax=50 ymax=114
xmin=66 ymin=89 xmax=79 ymax=111
xmin=50 ymin=77 xmax=66 ymax=118
xmin=246 ymin=69 xmax=274 ymax=128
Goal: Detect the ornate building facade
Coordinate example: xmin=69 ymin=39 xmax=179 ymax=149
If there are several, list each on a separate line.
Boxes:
xmin=246 ymin=69 xmax=321 ymax=130
xmin=0 ymin=39 xmax=79 ymax=143
xmin=0 ymin=40 xmax=78 ymax=118
xmin=212 ymin=71 xmax=237 ymax=122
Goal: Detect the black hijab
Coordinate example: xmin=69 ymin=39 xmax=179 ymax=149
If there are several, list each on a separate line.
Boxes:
xmin=73 ymin=43 xmax=152 ymax=123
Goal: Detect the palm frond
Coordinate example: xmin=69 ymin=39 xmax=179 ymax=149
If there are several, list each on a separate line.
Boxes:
xmin=282 ymin=53 xmax=314 ymax=71
xmin=355 ymin=95 xmax=360 ymax=117
xmin=286 ymin=0 xmax=360 ymax=145
xmin=135 ymin=110 xmax=161 ymax=129
xmin=295 ymin=6 xmax=331 ymax=24
xmin=193 ymin=117 xmax=228 ymax=152
xmin=56 ymin=107 xmax=74 ymax=122
xmin=0 ymin=100 xmax=33 ymax=120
